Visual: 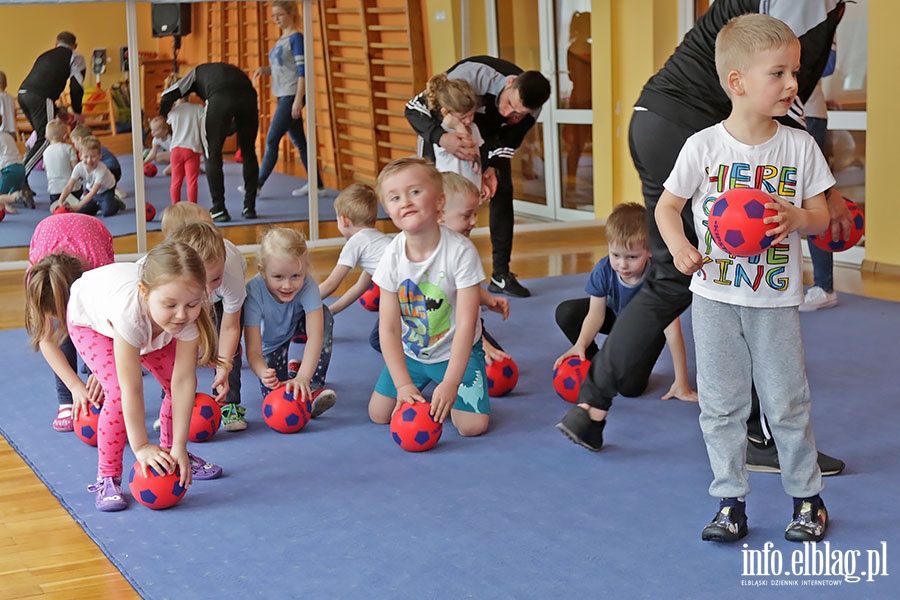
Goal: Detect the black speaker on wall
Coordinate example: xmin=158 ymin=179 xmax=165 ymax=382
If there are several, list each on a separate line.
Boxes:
xmin=152 ymin=3 xmax=192 ymax=38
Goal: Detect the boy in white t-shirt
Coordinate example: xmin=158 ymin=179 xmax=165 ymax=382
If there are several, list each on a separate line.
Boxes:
xmin=369 ymin=157 xmax=490 ymax=437
xmin=58 ymin=135 xmax=120 ymax=217
xmin=165 ymin=218 xmax=249 ymax=432
xmin=43 ymin=119 xmax=81 ymax=206
xmin=655 ymin=14 xmax=832 ymax=544
xmin=318 ymin=183 xmax=392 ymax=315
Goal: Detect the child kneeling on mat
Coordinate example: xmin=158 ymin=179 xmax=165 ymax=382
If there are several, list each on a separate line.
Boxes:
xmin=369 ymin=157 xmax=490 ymax=436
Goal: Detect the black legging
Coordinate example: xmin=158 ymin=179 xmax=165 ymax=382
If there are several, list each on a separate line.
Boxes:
xmin=555 ymin=299 xmax=616 ymax=362
xmin=577 ymin=110 xmax=694 ymax=406
xmin=579 ymin=109 xmax=769 ymax=441
xmin=204 ymin=88 xmax=259 ymax=215
xmin=488 ymin=157 xmax=514 ymax=275
xmin=18 ymin=91 xmax=55 ymax=184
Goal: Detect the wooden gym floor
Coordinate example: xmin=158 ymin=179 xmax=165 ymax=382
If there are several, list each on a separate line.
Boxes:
xmin=1 ymin=178 xmax=898 ymax=598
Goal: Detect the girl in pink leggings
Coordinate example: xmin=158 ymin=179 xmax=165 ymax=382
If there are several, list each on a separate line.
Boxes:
xmin=67 ymin=241 xmax=223 ymax=512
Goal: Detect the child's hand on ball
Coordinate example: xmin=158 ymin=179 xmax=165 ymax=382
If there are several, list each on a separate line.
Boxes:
xmin=134 ymin=444 xmax=176 ymax=478
xmin=260 ymin=367 xmax=279 ymax=390
xmin=285 ymin=374 xmax=312 ymax=403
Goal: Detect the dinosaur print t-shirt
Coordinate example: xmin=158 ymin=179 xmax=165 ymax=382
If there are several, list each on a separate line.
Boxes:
xmin=373 ymin=225 xmax=485 ymax=363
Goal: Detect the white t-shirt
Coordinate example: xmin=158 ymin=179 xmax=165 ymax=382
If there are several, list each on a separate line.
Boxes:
xmin=68 ymin=262 xmax=199 ymax=354
xmin=43 ymin=142 xmax=80 ymax=194
xmin=433 ymin=122 xmax=484 ymax=189
xmin=152 ymin=133 xmax=172 ymax=153
xmin=664 ymin=122 xmax=835 ymax=308
xmin=210 ymin=239 xmax=248 ymax=313
xmin=0 ymin=132 xmax=22 ymax=171
xmin=0 ymin=92 xmax=15 ymax=136
xmin=71 ymin=160 xmax=116 ymax=194
xmin=167 ymin=102 xmax=205 ymax=154
xmin=373 ymin=225 xmax=484 ymax=363
xmin=337 ymin=228 xmax=392 ymax=275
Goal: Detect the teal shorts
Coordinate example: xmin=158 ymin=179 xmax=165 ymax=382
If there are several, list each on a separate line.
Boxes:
xmin=0 ymin=164 xmax=25 ymax=194
xmin=374 ymin=340 xmax=490 ymax=414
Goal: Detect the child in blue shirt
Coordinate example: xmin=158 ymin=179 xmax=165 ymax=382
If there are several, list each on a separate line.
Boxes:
xmin=554 ymin=202 xmax=696 ymax=402
xmin=243 ymin=227 xmax=336 ymax=417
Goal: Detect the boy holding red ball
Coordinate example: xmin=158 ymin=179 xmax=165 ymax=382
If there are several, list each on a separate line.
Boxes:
xmin=655 ymin=14 xmax=832 ymax=544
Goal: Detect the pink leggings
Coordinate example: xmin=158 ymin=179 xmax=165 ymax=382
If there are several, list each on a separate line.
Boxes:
xmin=69 ymin=325 xmax=176 ymax=479
xmin=170 ymin=146 xmax=201 ymax=204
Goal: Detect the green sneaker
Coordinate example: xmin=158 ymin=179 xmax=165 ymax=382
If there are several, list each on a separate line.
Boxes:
xmin=221 ymin=403 xmax=248 ymax=432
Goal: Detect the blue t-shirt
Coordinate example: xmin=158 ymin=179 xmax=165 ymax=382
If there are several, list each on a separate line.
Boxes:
xmin=244 ymin=272 xmax=321 ymax=354
xmin=585 ymin=257 xmax=649 ymax=315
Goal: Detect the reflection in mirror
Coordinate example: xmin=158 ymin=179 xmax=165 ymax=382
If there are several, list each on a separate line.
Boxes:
xmin=0 ymin=1 xmax=144 ymax=263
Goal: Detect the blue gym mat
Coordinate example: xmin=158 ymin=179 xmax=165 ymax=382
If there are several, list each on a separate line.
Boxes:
xmin=0 ymin=155 xmax=382 ymax=249
xmin=0 ymin=274 xmax=897 ymax=599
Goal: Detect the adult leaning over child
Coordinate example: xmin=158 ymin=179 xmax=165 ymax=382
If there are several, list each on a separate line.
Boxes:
xmin=406 ymin=57 xmax=550 ymax=298
xmin=160 ymin=62 xmax=260 ymax=223
xmin=556 ymin=0 xmax=848 ymax=478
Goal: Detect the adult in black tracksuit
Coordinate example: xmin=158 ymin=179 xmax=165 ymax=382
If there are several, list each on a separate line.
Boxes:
xmin=18 ymin=31 xmax=86 ymax=201
xmin=406 ymin=56 xmax=551 ymax=298
xmin=557 ymin=0 xmax=848 ymax=475
xmin=160 ymin=63 xmax=259 ymax=222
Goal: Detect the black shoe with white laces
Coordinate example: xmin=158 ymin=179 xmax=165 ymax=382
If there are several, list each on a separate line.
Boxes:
xmin=242 ymin=206 xmax=258 ymax=219
xmin=488 ymin=272 xmax=531 ymax=298
xmin=211 ymin=209 xmax=232 ymax=223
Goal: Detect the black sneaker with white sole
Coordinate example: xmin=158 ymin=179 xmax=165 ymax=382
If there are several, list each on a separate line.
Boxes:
xmin=746 ymin=441 xmax=845 ymax=476
xmin=211 ymin=209 xmax=232 ymax=223
xmin=487 ymin=272 xmax=531 ymax=298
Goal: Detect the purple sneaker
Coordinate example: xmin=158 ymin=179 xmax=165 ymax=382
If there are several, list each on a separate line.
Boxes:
xmin=188 ymin=452 xmax=223 ymax=480
xmin=87 ymin=476 xmax=127 ymax=512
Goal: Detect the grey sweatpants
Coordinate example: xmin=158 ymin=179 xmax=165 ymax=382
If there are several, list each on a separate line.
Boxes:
xmin=692 ymin=295 xmax=823 ymax=500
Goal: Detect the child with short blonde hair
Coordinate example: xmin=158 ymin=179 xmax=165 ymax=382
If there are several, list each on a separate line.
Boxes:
xmin=439 ymin=172 xmax=510 ymax=366
xmin=165 ymin=220 xmax=249 ymax=430
xmin=318 ymin=183 xmax=392 ymax=316
xmin=58 ymin=135 xmax=120 ymax=216
xmin=655 ymin=13 xmax=832 ymax=543
xmin=143 ymin=115 xmax=172 ymax=174
xmin=370 ymin=157 xmax=489 ymax=436
xmin=244 ymin=228 xmax=336 ymax=417
xmin=70 ymin=124 xmax=122 ymax=184
xmin=161 ymin=202 xmax=213 ymax=235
